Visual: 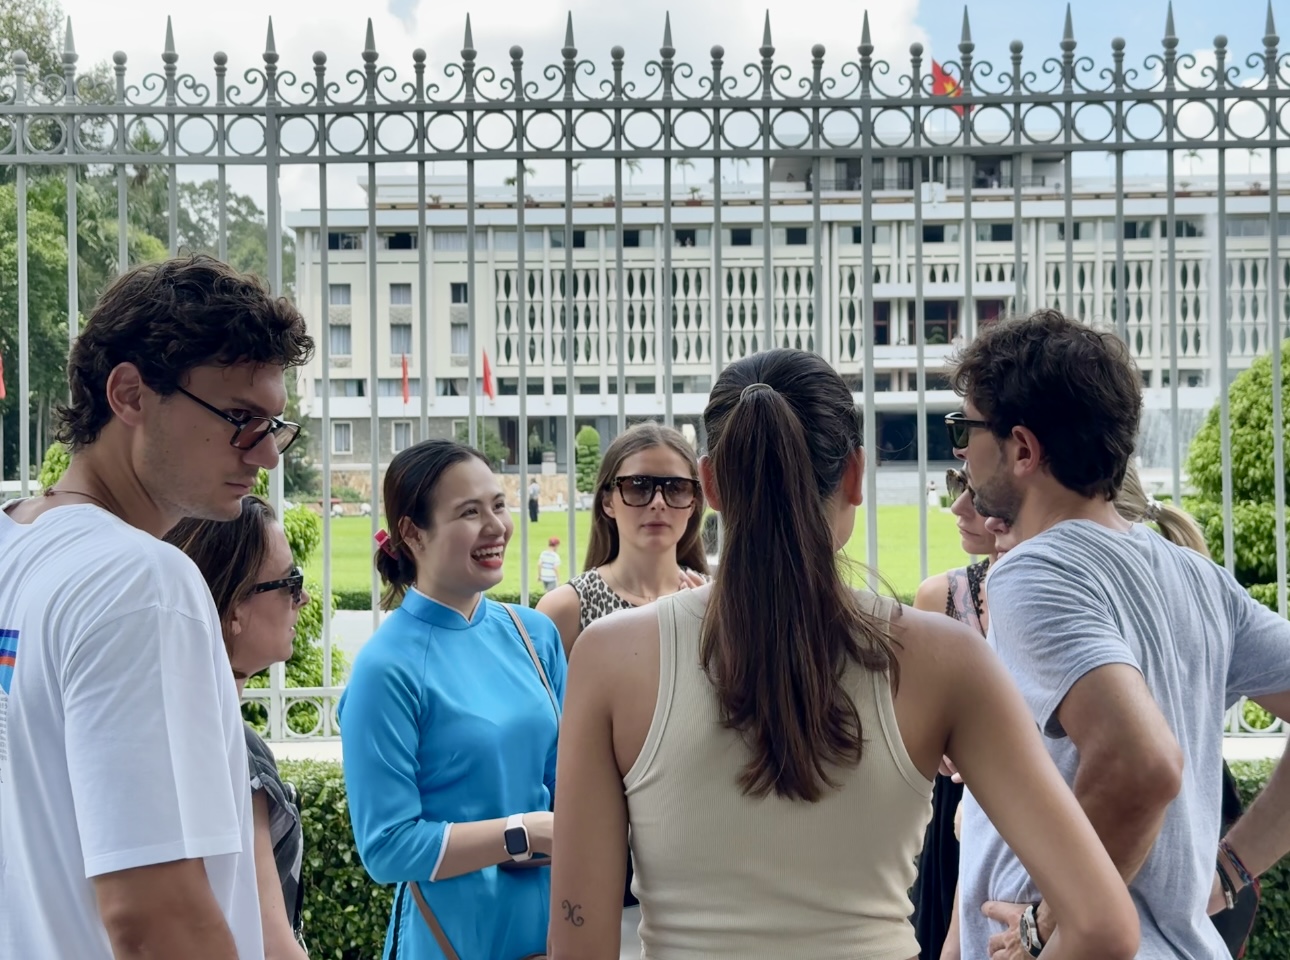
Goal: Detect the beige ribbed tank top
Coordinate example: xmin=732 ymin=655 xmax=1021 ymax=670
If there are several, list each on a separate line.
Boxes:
xmin=623 ymin=589 xmax=934 ymax=960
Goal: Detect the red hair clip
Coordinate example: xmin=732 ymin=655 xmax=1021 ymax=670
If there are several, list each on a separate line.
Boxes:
xmin=374 ymin=529 xmax=399 ymax=559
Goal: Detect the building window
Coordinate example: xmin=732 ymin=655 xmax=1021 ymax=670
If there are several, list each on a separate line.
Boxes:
xmin=975 ymin=223 xmax=1013 ymax=243
xmin=1225 ymin=216 xmax=1276 ymax=238
xmin=730 ymin=228 xmax=754 ymax=246
xmin=327 ymin=232 xmax=363 ymax=251
xmin=550 ymin=229 xmax=589 ymax=249
xmin=493 ymin=230 xmax=544 ymax=251
xmin=329 ymin=283 xmax=352 ymax=306
xmin=850 ymin=224 xmax=892 ymax=244
xmin=977 ymin=299 xmax=1006 ymax=326
xmin=390 ymin=283 xmax=412 ymax=305
xmin=1105 ymin=220 xmax=1154 ymax=240
xmin=623 ymin=229 xmax=642 ymax=248
xmin=318 ymin=379 xmax=364 ymax=397
xmin=392 ymin=421 xmax=413 ymax=453
xmin=785 ymin=227 xmax=809 ymax=246
xmin=385 ymin=231 xmax=417 ymax=250
xmin=433 ymin=231 xmax=488 ymax=251
xmin=332 ymin=422 xmax=353 ymax=454
xmin=1044 ymin=221 xmax=1093 ymax=242
xmin=329 ymin=323 xmax=352 ymax=356
xmin=674 ymin=228 xmax=697 ymax=247
xmin=377 ymin=378 xmax=421 ymax=397
xmin=1174 ymin=219 xmax=1204 ymax=238
xmin=390 ymin=323 xmax=413 ymax=355
xmin=922 ymin=223 xmax=960 ymax=244
xmin=907 ymin=300 xmax=960 ymax=344
xmin=873 ymin=300 xmax=891 ymax=345
xmin=451 ymin=282 xmax=469 ymax=304
xmin=450 ymin=322 xmax=469 ymax=356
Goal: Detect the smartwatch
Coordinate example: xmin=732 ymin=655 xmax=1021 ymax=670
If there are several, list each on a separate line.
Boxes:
xmin=1019 ymin=902 xmax=1045 ymax=957
xmin=503 ymin=814 xmax=532 ymax=862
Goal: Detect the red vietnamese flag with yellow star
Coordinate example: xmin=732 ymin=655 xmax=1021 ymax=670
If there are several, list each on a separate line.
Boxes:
xmin=931 ymin=60 xmax=968 ymax=117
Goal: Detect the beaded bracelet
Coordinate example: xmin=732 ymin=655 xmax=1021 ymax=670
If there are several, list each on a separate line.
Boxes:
xmin=1220 ymin=838 xmax=1256 ymax=890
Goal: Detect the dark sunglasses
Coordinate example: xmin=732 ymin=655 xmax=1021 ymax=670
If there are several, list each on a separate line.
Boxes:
xmin=251 ymin=566 xmax=305 ymax=605
xmin=946 ymin=468 xmax=971 ymax=501
xmin=176 ymin=386 xmax=302 ymax=455
xmin=945 ymin=410 xmax=990 ymax=450
xmin=610 ymin=475 xmax=699 ymax=509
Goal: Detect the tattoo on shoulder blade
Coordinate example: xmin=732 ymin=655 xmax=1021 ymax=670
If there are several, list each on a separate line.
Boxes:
xmin=561 ymin=900 xmax=585 ymax=927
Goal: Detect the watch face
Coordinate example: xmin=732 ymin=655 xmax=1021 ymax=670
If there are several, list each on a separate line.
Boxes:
xmin=504 ymin=826 xmax=529 ymax=857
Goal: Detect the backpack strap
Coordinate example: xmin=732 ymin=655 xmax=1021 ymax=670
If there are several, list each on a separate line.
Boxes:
xmin=504 ymin=604 xmax=559 ymax=718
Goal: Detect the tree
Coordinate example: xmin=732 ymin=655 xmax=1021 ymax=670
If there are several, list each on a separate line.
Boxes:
xmin=282 ymin=376 xmax=318 ymax=496
xmin=454 ymin=419 xmax=510 ymax=470
xmin=575 ymin=425 xmax=601 ymax=493
xmin=625 ymin=158 xmax=642 ymax=186
xmin=674 ymin=158 xmax=695 ymax=187
xmin=0 ymin=178 xmax=69 ymax=479
xmin=1185 ymin=351 xmax=1290 ymax=598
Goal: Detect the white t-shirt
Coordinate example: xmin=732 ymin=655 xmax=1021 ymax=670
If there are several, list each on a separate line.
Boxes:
xmin=538 ymin=549 xmax=560 ymax=582
xmin=0 ymin=502 xmax=263 ymax=959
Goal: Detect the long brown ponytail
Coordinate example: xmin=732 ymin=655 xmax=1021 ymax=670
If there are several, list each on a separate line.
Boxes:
xmin=702 ymin=348 xmax=897 ymax=803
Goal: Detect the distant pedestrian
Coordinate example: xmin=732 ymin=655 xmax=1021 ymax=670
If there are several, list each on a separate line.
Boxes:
xmin=528 ymin=479 xmax=541 ymax=523
xmin=539 ymin=537 xmax=562 ymax=593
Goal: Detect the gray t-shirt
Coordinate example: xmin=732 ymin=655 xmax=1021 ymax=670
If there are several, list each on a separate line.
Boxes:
xmin=959 ymin=520 xmax=1290 ymax=960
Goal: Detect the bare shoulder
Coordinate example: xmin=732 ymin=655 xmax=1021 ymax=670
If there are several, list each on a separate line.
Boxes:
xmin=912 ymin=572 xmax=951 ymax=613
xmin=570 ymin=601 xmax=661 ymax=675
xmin=536 ymin=583 xmax=583 ymax=657
xmin=887 ymin=601 xmax=996 ymax=687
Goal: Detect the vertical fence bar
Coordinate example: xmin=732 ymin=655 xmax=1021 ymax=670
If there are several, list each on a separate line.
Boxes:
xmin=1011 ymin=41 xmax=1025 ymax=315
xmin=215 ymin=52 xmax=228 ymax=261
xmin=15 ymin=52 xmax=30 ymax=494
xmin=64 ymin=23 xmax=79 ymax=368
xmin=314 ymin=51 xmax=334 ymax=713
xmin=760 ymin=16 xmax=775 ymax=351
xmin=811 ymin=44 xmax=825 ymax=359
xmin=660 ymin=17 xmax=676 ymax=425
xmin=163 ymin=20 xmax=179 ymax=257
xmin=114 ymin=52 xmax=128 ymax=277
xmin=711 ymin=45 xmax=725 ymax=398
xmin=960 ymin=16 xmax=975 ymax=342
xmin=415 ymin=49 xmax=429 ymax=445
xmin=463 ymin=18 xmax=479 ymax=447
xmin=363 ymin=21 xmax=382 ymax=624
xmin=1214 ymin=35 xmax=1235 ymax=572
xmin=264 ymin=22 xmax=285 ymax=515
xmin=563 ymin=19 xmax=579 ymax=570
xmin=1061 ymin=11 xmax=1076 ymax=320
xmin=911 ymin=44 xmax=929 ymax=582
xmin=1163 ymin=10 xmax=1180 ymax=504
xmin=511 ymin=45 xmax=531 ymax=603
xmin=1112 ymin=38 xmax=1127 ymax=342
xmin=859 ymin=15 xmax=879 ymax=585
xmin=612 ymin=47 xmax=626 ymax=432
xmin=1264 ymin=14 xmax=1285 ymax=615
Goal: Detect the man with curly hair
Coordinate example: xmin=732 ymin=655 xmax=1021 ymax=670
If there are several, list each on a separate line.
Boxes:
xmin=0 ymin=256 xmax=314 ymax=960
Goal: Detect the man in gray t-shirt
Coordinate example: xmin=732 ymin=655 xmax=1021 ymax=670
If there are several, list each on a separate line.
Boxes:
xmin=947 ymin=309 xmax=1290 ymax=960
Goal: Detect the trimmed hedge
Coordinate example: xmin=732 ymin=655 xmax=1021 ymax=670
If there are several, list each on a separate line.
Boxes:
xmin=278 ymin=760 xmax=1287 ymax=959
xmin=333 ymin=588 xmax=546 ymax=612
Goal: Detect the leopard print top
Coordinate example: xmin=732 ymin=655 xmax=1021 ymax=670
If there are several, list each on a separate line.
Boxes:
xmin=569 ymin=568 xmax=710 ymax=631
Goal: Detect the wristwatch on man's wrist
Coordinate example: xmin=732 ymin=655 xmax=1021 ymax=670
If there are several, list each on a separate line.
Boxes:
xmin=503 ymin=813 xmax=532 ymax=862
xmin=1019 ymin=902 xmax=1045 ymax=957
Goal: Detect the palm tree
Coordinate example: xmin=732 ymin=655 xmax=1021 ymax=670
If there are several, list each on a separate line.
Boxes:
xmin=1247 ymin=148 xmax=1263 ymax=175
xmin=571 ymin=161 xmax=583 ymax=187
xmin=674 ymin=158 xmax=695 ymax=187
xmin=625 ymin=158 xmax=642 ymax=186
xmin=734 ymin=156 xmax=750 ymax=185
xmin=504 ymin=165 xmax=536 ymax=187
xmin=1183 ymin=149 xmax=1202 ymax=177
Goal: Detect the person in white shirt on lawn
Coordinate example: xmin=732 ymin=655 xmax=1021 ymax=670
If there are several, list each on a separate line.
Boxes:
xmin=539 ymin=537 xmax=562 ymax=593
xmin=0 ymin=255 xmax=314 ymax=960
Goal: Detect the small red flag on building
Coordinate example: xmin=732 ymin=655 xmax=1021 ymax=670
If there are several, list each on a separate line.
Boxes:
xmin=930 ymin=60 xmax=968 ymax=117
xmin=0 ymin=348 xmax=6 ymax=401
xmin=482 ymin=350 xmax=497 ymax=401
xmin=401 ymin=354 xmax=410 ymax=405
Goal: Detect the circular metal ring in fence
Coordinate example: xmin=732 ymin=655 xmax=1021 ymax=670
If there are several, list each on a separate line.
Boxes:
xmin=372 ymin=112 xmax=419 ymax=154
xmin=819 ymin=108 xmax=861 ymax=150
xmin=1018 ymin=103 xmax=1064 ymax=145
xmin=522 ymin=109 xmax=567 ymax=153
xmin=475 ymin=111 xmax=517 ymax=152
xmin=424 ymin=111 xmax=467 ymax=153
xmin=671 ymin=109 xmax=714 ymax=152
xmin=1070 ymin=100 xmax=1115 ymax=143
xmin=768 ymin=108 xmax=811 ymax=149
xmin=284 ymin=697 xmax=327 ymax=738
xmin=225 ymin=114 xmax=269 ymax=156
xmin=622 ymin=109 xmax=664 ymax=151
xmin=1120 ymin=101 xmax=1167 ymax=144
xmin=570 ymin=110 xmax=614 ymax=152
xmin=175 ymin=115 xmax=220 ymax=157
xmin=277 ymin=115 xmax=321 ymax=158
xmin=869 ymin=107 xmax=914 ymax=148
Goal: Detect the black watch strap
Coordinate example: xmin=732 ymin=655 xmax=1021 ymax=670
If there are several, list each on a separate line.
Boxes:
xmin=1020 ymin=902 xmax=1045 ymax=957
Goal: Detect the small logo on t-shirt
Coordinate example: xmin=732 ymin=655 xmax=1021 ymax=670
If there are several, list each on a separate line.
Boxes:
xmin=0 ymin=627 xmax=17 ymax=694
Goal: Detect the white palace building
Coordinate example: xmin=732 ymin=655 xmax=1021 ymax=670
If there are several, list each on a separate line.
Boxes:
xmin=287 ymin=153 xmax=1288 ymax=495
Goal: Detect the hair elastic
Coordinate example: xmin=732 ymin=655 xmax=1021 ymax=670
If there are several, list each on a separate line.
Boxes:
xmin=1143 ymin=499 xmax=1163 ymax=522
xmin=374 ymin=529 xmax=399 ymax=559
xmin=740 ymin=382 xmax=774 ymax=401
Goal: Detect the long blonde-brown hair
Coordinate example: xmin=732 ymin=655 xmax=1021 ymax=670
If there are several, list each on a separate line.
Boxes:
xmin=1114 ymin=461 xmax=1210 ymax=556
xmin=584 ymin=422 xmax=708 ymax=574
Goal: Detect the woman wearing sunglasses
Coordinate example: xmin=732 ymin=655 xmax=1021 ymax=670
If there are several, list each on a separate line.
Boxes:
xmin=165 ymin=496 xmax=311 ymax=960
xmin=908 ymin=467 xmax=995 ymax=960
xmin=537 ymin=422 xmax=709 ymax=663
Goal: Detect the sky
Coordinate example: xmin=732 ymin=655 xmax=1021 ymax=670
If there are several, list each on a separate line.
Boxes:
xmin=52 ymin=0 xmax=1283 ymax=214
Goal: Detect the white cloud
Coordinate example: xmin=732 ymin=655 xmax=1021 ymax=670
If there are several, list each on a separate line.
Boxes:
xmin=58 ymin=0 xmax=924 ymax=214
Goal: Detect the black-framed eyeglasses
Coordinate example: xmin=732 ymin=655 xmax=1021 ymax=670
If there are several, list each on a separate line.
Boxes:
xmin=944 ymin=410 xmax=990 ymax=450
xmin=946 ymin=468 xmax=971 ymax=502
xmin=176 ymin=386 xmax=302 ymax=454
xmin=251 ymin=566 xmax=305 ymax=605
xmin=610 ymin=475 xmax=699 ymax=509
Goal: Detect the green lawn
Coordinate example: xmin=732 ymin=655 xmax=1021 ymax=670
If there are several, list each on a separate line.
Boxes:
xmin=305 ymin=506 xmax=971 ymax=600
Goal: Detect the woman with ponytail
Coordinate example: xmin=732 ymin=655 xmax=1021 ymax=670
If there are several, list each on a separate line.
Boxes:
xmin=338 ymin=439 xmax=566 ymax=960
xmin=547 ymin=349 xmax=1138 ymax=960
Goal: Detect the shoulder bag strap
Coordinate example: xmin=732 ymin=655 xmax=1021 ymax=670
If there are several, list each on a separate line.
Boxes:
xmin=505 ymin=604 xmax=559 ymax=718
xmin=408 ymin=882 xmax=462 ymax=960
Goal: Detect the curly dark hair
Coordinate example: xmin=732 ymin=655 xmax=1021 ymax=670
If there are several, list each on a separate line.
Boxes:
xmin=56 ymin=255 xmax=314 ymax=449
xmin=949 ymin=309 xmax=1142 ymax=500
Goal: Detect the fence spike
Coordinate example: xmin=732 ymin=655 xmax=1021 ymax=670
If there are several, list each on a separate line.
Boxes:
xmin=463 ymin=14 xmax=474 ymax=54
xmin=564 ymin=12 xmax=575 ymax=51
xmin=1266 ymin=0 xmax=1278 ymax=44
xmin=265 ymin=17 xmax=278 ymax=58
xmin=762 ymin=11 xmax=772 ymax=50
xmin=1164 ymin=2 xmax=1177 ymax=43
xmin=861 ymin=10 xmax=872 ymax=50
xmin=364 ymin=18 xmax=377 ymax=58
xmin=960 ymin=7 xmax=972 ymax=45
xmin=663 ymin=12 xmax=673 ymax=51
xmin=63 ymin=17 xmax=77 ymax=60
xmin=1063 ymin=4 xmax=1074 ymax=43
xmin=163 ymin=16 xmax=176 ymax=61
